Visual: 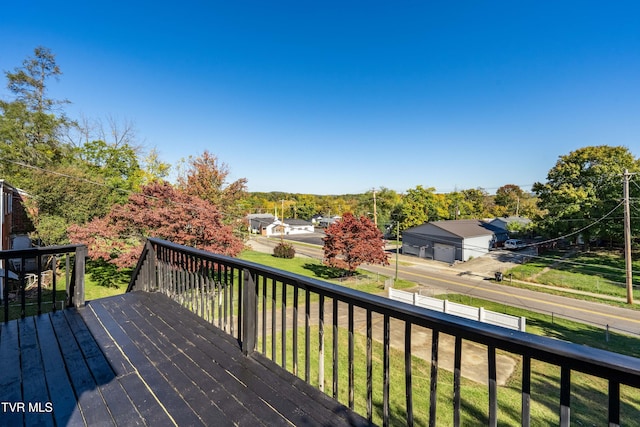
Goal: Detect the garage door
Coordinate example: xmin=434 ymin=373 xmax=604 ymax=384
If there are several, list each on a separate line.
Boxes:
xmin=434 ymin=243 xmax=455 ymax=263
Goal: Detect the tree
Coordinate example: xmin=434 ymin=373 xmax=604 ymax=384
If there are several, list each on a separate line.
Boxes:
xmin=68 ymin=181 xmax=245 ymax=269
xmin=176 ymin=150 xmax=248 ymax=225
xmin=140 ymin=147 xmax=171 ymax=184
xmin=0 ymin=46 xmax=72 ymax=171
xmin=23 ymin=139 xmax=148 ymax=245
xmin=77 ymin=139 xmax=142 ymax=192
xmin=356 ymin=187 xmax=402 ymax=232
xmin=26 ymin=164 xmax=116 ymax=245
xmin=394 ymin=185 xmax=448 ymax=231
xmin=495 ymin=184 xmax=525 ymax=216
xmin=533 ymin=145 xmax=640 ymax=246
xmin=322 ymin=212 xmax=389 ymax=274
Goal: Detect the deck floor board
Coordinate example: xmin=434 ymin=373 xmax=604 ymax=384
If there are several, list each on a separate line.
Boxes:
xmin=0 ymin=291 xmax=370 ymax=426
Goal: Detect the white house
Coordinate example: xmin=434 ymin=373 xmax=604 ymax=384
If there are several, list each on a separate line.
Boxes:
xmin=247 ymin=214 xmax=314 ymax=237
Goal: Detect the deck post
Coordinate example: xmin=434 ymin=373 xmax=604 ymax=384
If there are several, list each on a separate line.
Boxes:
xmin=73 ymin=245 xmax=87 ymax=307
xmin=242 ymin=269 xmax=257 ymax=355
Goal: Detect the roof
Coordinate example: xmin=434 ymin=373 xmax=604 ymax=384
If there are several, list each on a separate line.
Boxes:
xmin=284 ymin=218 xmax=313 ymax=226
xmin=249 ymin=215 xmax=276 ymax=229
xmin=404 ymin=219 xmax=503 ymax=239
xmin=489 ymin=216 xmax=531 ymax=229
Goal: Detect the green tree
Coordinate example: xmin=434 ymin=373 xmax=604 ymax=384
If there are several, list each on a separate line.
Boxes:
xmin=495 ymin=184 xmax=525 ymax=216
xmin=293 ymin=194 xmax=318 ymax=220
xmin=25 ymin=164 xmax=116 ymax=244
xmin=140 ymin=147 xmax=171 ymax=184
xmin=533 ymin=145 xmax=639 ymax=247
xmin=77 ymin=140 xmax=142 ymax=192
xmin=395 ymin=185 xmax=447 ymax=231
xmin=0 ymin=46 xmax=72 ymax=173
xmin=356 ymin=187 xmax=402 ymax=232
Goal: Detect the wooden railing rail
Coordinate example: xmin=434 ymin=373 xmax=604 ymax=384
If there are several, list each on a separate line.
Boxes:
xmin=0 ymin=244 xmax=87 ymax=322
xmin=128 ymin=238 xmax=640 ymax=427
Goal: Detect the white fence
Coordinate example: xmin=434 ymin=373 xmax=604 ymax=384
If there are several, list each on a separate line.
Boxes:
xmin=389 ymin=288 xmax=526 ymax=332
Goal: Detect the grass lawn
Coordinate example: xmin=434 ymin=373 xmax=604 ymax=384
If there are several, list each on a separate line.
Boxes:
xmin=504 ymin=249 xmax=640 ymax=303
xmin=443 ymin=294 xmax=639 ymax=358
xmin=239 ymin=249 xmax=416 ymax=293
xmin=260 ymin=324 xmax=640 ymax=426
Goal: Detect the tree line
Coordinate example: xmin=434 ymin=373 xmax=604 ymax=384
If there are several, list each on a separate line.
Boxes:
xmin=2 ymin=47 xmax=639 ymax=273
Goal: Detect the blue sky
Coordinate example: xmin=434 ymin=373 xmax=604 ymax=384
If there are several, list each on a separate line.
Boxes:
xmin=2 ymin=1 xmax=639 ymax=195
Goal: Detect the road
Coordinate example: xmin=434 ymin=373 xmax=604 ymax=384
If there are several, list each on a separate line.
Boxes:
xmin=247 ymin=235 xmax=640 ymax=337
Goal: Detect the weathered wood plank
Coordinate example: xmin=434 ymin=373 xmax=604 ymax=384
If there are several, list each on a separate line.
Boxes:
xmin=0 ymin=320 xmax=24 ymax=427
xmin=98 ymin=295 xmax=216 ymax=426
xmin=34 ymin=314 xmax=83 ymax=427
xmin=137 ymin=291 xmax=370 ymax=426
xmin=86 ymin=297 xmax=204 ymax=427
xmin=2 ymin=290 xmax=370 ymax=426
xmin=64 ymin=309 xmax=115 ymax=384
xmin=50 ymin=310 xmax=114 ymax=426
xmin=18 ymin=317 xmax=54 ymax=426
xmin=65 ymin=308 xmax=146 ymax=426
xmin=82 ymin=300 xmax=175 ymax=426
xmin=128 ymin=292 xmax=312 ymax=424
xmin=123 ymin=295 xmax=270 ymax=426
xmin=80 ymin=299 xmax=136 ymax=377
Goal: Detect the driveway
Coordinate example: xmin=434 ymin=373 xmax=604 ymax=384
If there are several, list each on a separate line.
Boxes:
xmin=449 ymin=247 xmax=537 ymax=279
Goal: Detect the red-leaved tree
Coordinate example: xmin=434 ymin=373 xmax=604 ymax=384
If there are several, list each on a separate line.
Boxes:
xmin=323 ymin=212 xmax=389 ymax=274
xmin=68 ymin=181 xmax=245 ymax=268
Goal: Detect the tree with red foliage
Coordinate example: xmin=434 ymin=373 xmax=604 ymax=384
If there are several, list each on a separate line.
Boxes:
xmin=323 ymin=213 xmax=389 ymax=275
xmin=68 ymin=181 xmax=245 ymax=269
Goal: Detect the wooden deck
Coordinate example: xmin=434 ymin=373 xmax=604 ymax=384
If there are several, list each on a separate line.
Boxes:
xmin=0 ymin=291 xmax=370 ymax=426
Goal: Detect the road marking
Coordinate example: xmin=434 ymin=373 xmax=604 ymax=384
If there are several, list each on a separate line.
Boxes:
xmin=375 ymin=264 xmax=640 ymax=326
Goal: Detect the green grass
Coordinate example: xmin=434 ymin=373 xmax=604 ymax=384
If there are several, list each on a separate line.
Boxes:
xmin=0 ymin=263 xmax=129 ymax=321
xmin=260 ymin=325 xmax=640 ymax=426
xmin=443 ymin=294 xmax=639 ymax=358
xmin=240 ymin=249 xmax=415 ymax=292
xmin=504 ymin=249 xmax=640 ymax=303
xmin=0 ymin=288 xmax=67 ymax=320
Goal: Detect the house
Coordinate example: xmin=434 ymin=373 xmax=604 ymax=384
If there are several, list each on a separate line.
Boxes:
xmin=317 ymin=216 xmax=341 ymax=228
xmin=0 ymin=180 xmax=14 ymax=252
xmin=247 ymin=214 xmax=276 ymax=235
xmin=0 ymin=180 xmax=35 ymax=251
xmin=401 ymin=219 xmax=503 ymax=263
xmin=282 ymin=218 xmax=314 ymax=234
xmin=488 ymin=216 xmax=531 ymax=239
xmin=247 ymin=214 xmax=314 ymax=236
xmin=0 ymin=180 xmax=34 ymax=299
xmin=310 ymin=214 xmax=323 ymax=225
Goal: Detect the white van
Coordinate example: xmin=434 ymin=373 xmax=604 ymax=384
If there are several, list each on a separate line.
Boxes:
xmin=504 ymin=239 xmax=526 ymax=250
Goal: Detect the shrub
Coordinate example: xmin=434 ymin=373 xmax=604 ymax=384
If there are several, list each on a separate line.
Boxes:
xmin=273 ymin=242 xmax=295 ymax=259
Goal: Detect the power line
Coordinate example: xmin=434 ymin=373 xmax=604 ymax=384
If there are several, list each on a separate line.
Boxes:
xmin=0 ymin=157 xmax=237 ymax=218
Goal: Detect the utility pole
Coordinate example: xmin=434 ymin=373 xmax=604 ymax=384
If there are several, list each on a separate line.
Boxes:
xmin=372 ymin=188 xmax=378 ymax=227
xmin=623 ymin=169 xmax=634 ymax=304
xmin=395 ymin=220 xmax=399 ymax=283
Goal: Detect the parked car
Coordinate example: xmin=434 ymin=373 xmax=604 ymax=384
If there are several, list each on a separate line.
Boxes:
xmin=504 ymin=239 xmax=526 ymax=250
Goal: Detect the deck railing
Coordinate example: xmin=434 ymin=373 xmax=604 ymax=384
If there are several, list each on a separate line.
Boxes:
xmin=0 ymin=244 xmax=87 ymax=322
xmin=128 ymin=238 xmax=640 ymax=427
